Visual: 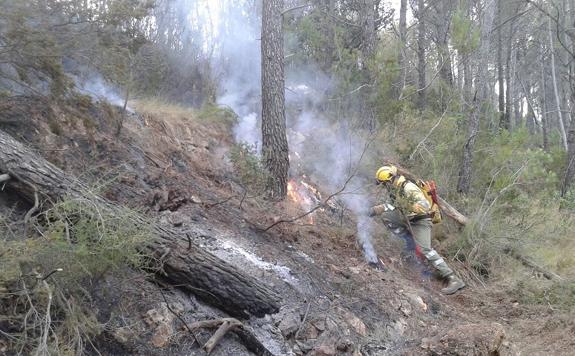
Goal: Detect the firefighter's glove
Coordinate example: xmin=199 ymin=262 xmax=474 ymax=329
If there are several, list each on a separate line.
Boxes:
xmin=369 ymin=205 xmax=386 ymax=217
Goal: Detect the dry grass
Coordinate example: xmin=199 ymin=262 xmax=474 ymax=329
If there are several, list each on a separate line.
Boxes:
xmin=131 ymin=97 xmax=196 ymax=121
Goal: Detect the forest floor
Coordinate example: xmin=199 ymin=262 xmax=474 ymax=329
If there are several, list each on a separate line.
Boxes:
xmin=1 ymin=95 xmax=573 ymax=355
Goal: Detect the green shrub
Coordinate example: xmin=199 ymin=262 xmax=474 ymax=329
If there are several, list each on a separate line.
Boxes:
xmin=0 ymin=197 xmax=152 ymax=354
xmin=229 ymin=143 xmax=269 ymax=193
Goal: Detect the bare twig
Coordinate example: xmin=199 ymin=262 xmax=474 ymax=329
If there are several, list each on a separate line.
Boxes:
xmin=408 ymin=98 xmax=453 ymax=160
xmin=294 ymin=301 xmax=312 ymax=339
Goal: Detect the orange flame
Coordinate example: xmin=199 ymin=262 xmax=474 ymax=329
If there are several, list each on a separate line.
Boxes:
xmin=286 ymin=178 xmax=321 ymax=225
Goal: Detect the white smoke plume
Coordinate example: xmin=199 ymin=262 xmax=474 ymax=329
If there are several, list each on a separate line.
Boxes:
xmin=186 ymin=1 xmax=379 ymax=263
xmin=75 ymin=72 xmax=132 ymax=111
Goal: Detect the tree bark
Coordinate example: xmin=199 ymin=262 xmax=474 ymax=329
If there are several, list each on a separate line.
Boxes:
xmin=261 ymin=0 xmax=289 ymax=200
xmin=561 ymin=119 xmax=575 ymax=196
xmin=457 ymin=0 xmax=496 ymax=194
xmin=416 ymin=0 xmax=427 ymax=109
xmin=396 ymin=0 xmax=408 ymax=97
xmin=548 ymin=18 xmax=569 ymax=150
xmin=497 ymin=0 xmax=508 ymax=130
xmin=0 ymin=129 xmax=281 ymax=319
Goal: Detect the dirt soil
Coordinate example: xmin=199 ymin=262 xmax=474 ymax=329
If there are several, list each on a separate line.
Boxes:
xmin=1 ymin=95 xmax=573 ymax=355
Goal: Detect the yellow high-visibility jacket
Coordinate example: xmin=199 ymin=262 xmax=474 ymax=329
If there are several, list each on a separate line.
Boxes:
xmin=371 ymin=175 xmax=431 ymax=217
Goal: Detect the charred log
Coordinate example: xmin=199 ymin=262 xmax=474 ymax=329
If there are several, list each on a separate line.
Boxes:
xmin=0 ymin=129 xmax=280 ymax=319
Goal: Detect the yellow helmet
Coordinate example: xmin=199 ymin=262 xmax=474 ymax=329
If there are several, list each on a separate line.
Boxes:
xmin=375 ymin=165 xmax=397 ymax=183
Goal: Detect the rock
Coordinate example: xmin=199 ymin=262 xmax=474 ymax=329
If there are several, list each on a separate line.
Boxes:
xmin=143 ymin=303 xmax=183 ymax=348
xmin=296 ymin=340 xmax=315 ymax=353
xmin=403 ymin=292 xmax=428 ymax=312
xmin=399 ymin=300 xmax=412 ymax=317
xmin=421 ymin=322 xmax=507 ymax=355
xmin=312 ymin=343 xmax=337 ymax=356
xmin=337 ymin=338 xmax=353 ymax=352
xmin=278 ymin=312 xmax=300 ymax=338
xmin=150 ymin=323 xmax=173 ymax=348
xmin=190 ymin=195 xmax=202 ymax=204
xmin=338 ymin=307 xmax=367 ymax=336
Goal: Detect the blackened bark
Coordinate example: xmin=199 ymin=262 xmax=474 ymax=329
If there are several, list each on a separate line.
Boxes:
xmin=261 ymin=0 xmax=289 ymax=200
xmin=0 ymin=129 xmax=281 ymax=318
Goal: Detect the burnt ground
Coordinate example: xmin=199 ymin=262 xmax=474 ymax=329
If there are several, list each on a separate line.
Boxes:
xmin=1 ymin=95 xmax=574 ymax=355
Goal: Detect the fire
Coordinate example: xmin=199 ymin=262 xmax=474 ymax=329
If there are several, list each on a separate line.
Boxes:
xmin=286 ymin=178 xmax=322 ymax=225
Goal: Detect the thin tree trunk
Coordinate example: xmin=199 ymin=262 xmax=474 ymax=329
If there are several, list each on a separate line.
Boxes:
xmin=562 ymin=120 xmax=575 ymax=195
xmin=417 ymin=0 xmax=427 ymax=109
xmin=541 ymin=57 xmax=550 ymax=151
xmin=457 ymin=0 xmax=496 ymax=194
xmin=261 ymin=0 xmax=289 ymax=200
xmin=396 ymin=0 xmax=408 ymax=97
xmin=548 ymin=18 xmax=569 ymax=150
xmin=497 ymin=0 xmax=507 ymax=129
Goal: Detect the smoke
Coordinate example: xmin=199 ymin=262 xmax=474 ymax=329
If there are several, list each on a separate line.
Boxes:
xmin=213 ymin=1 xmax=261 ymax=148
xmin=285 ymin=75 xmax=378 ymax=264
xmin=74 ymin=72 xmax=132 ymax=111
xmin=186 ymin=1 xmax=379 ymax=262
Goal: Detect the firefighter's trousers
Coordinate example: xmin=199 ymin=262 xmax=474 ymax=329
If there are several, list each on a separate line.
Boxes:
xmin=380 ymin=210 xmax=453 ymax=278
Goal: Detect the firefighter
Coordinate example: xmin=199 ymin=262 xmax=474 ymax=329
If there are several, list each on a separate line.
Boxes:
xmin=369 ymin=165 xmax=465 ymax=295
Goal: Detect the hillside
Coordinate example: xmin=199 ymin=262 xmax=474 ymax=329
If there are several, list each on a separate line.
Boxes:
xmin=1 ymin=95 xmax=573 ymax=355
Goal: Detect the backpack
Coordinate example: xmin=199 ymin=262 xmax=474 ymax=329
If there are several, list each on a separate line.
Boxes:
xmin=415 ymin=180 xmax=442 ymax=224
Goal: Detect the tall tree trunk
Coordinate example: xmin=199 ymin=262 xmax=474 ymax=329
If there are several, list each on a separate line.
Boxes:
xmin=417 ymin=0 xmax=427 ymax=109
xmin=541 ymin=55 xmax=550 ymax=151
xmin=261 ymin=0 xmax=289 ymax=200
xmin=562 ymin=120 xmax=575 ymax=196
xmin=457 ymin=0 xmax=496 ymax=194
xmin=548 ymin=18 xmax=569 ymax=150
xmin=505 ymin=46 xmax=514 ymax=130
xmin=497 ymin=0 xmax=508 ymax=130
xmin=561 ymin=0 xmax=575 ymax=196
xmin=396 ymin=0 xmax=408 ymax=97
xmin=437 ymin=0 xmax=454 ymax=85
xmin=361 ymin=0 xmax=376 ymax=57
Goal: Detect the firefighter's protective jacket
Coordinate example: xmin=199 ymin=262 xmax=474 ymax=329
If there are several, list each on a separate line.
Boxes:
xmin=371 ymin=176 xmax=431 ymax=218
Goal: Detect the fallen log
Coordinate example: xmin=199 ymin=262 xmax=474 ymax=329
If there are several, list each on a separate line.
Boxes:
xmin=0 ymin=129 xmax=280 ymax=318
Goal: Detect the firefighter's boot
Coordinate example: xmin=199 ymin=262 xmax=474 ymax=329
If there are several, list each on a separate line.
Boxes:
xmin=441 ymin=274 xmax=465 ymax=295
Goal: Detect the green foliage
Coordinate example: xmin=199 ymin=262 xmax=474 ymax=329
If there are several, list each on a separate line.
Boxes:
xmin=451 ymin=6 xmax=480 ymax=54
xmin=197 ymin=104 xmax=238 ymax=125
xmin=229 ymin=143 xmax=269 ymax=193
xmin=0 ymin=197 xmax=152 ymax=354
xmin=513 ymin=279 xmax=575 ymax=311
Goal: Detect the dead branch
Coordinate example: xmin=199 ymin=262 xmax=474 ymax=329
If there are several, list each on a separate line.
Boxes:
xmin=203 ymin=319 xmax=243 ymax=354
xmin=187 ymin=318 xmax=273 ymax=356
xmin=503 ymin=247 xmax=563 ymax=281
